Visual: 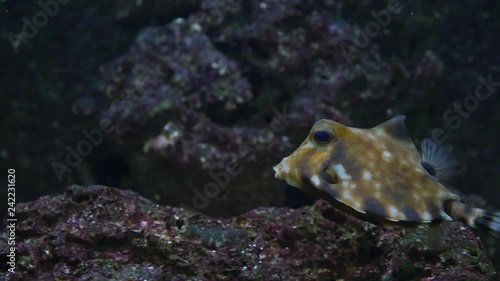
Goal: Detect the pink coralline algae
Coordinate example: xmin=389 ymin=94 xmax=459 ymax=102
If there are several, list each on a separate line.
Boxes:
xmin=0 ymin=185 xmax=496 ymax=280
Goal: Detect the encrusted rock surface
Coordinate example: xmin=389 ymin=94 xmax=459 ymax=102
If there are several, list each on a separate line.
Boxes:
xmin=3 ymin=0 xmax=499 ymax=273
xmin=1 ymin=185 xmax=497 ymax=280
xmin=95 ymin=0 xmax=396 ymax=216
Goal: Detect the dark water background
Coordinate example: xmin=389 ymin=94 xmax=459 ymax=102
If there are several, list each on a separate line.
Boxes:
xmin=1 ymin=0 xmax=499 ymax=273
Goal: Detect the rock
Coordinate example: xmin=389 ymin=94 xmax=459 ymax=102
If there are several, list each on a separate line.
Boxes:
xmin=1 ymin=185 xmax=497 ymax=280
xmin=95 ymin=0 xmax=392 ymax=216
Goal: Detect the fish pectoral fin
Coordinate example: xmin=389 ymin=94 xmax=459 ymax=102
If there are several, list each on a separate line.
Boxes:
xmin=309 ymin=171 xmax=341 ymax=199
xmin=319 ymin=181 xmax=341 ymax=201
xmin=322 ymin=165 xmax=339 ymax=184
xmin=421 ymin=138 xmax=457 ymax=181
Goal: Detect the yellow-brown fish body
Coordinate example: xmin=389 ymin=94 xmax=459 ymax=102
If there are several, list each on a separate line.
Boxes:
xmin=274 ymin=116 xmax=500 ymax=238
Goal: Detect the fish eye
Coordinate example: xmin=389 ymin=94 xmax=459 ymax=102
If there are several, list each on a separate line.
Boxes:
xmin=313 ymin=129 xmax=335 ymax=144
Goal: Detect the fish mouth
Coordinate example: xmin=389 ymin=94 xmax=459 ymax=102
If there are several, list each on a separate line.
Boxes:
xmin=273 ymin=156 xmax=289 ymax=180
xmin=273 ymin=156 xmax=302 ymax=188
xmin=273 ymin=163 xmax=285 ymax=180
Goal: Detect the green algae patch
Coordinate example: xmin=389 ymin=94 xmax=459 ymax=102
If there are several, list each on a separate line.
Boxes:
xmin=151 ymin=98 xmax=173 ymax=115
xmin=182 ymin=225 xmax=247 ymax=249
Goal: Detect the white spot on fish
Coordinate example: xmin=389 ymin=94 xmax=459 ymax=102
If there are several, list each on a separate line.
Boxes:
xmin=343 ymin=191 xmax=353 ymax=200
xmin=383 ymin=151 xmax=393 ymax=162
xmin=375 ymin=129 xmax=387 ymax=137
xmin=349 ymin=183 xmax=357 ymax=189
xmin=310 ymin=175 xmax=321 ymax=187
xmin=353 ymin=202 xmax=362 ymax=210
xmin=389 ymin=206 xmax=399 ymax=217
xmin=422 ymin=211 xmax=432 ymax=222
xmin=333 ymin=164 xmax=351 ymax=180
xmin=413 ymin=194 xmax=421 ymax=200
xmin=375 ymin=183 xmax=381 ymax=190
xmin=374 ymin=191 xmax=381 ymax=199
xmin=363 ymin=171 xmax=372 ymax=180
xmin=333 ymin=164 xmax=345 ymax=174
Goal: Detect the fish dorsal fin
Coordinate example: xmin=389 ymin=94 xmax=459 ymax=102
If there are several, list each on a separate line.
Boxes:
xmin=372 ymin=115 xmax=411 ymax=140
xmin=372 ymin=115 xmax=421 ymax=160
xmin=421 ymin=138 xmax=457 ymax=180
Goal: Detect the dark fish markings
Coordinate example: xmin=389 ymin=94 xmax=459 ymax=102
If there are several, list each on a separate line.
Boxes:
xmin=426 ymin=200 xmax=442 ymax=220
xmin=364 ymin=197 xmax=387 ymax=218
xmin=403 ymin=206 xmax=421 ymax=222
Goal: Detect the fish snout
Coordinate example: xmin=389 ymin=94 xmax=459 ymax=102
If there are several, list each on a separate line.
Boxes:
xmin=273 ymin=157 xmax=290 ymax=180
xmin=273 ymin=156 xmax=302 ymax=188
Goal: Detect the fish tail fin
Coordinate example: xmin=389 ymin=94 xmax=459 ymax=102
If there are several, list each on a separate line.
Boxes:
xmin=445 ymin=200 xmax=500 ymax=238
xmin=476 ymin=211 xmax=500 ymax=239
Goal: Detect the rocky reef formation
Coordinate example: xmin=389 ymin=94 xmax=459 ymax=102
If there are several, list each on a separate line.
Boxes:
xmin=0 ymin=185 xmax=497 ymax=280
xmin=90 ymin=1 xmax=500 ymax=265
xmin=3 ymin=0 xmax=499 ymax=272
xmin=94 ymin=0 xmax=405 ymax=217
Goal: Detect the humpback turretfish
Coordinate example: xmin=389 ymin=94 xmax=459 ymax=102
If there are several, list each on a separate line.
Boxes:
xmin=273 ymin=116 xmax=499 ymax=246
